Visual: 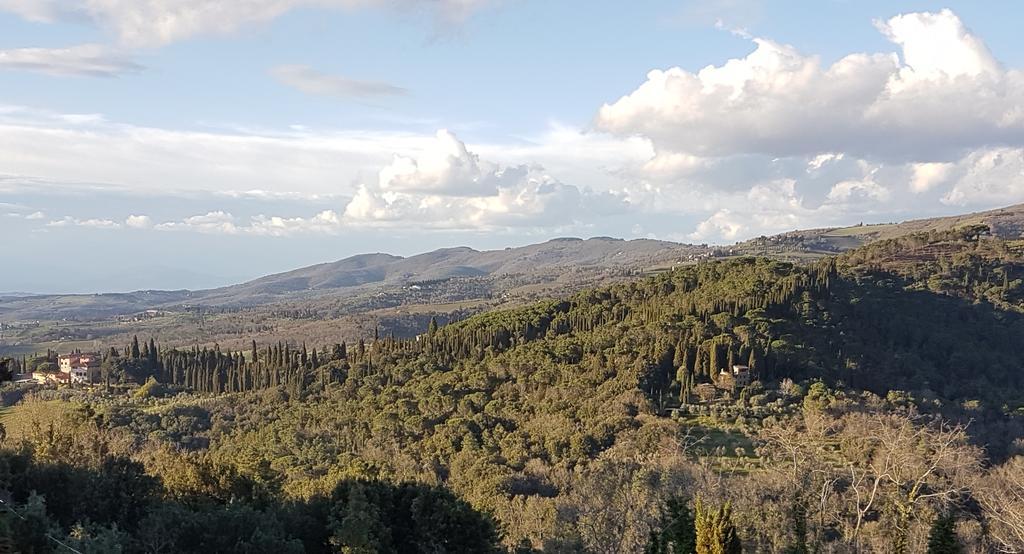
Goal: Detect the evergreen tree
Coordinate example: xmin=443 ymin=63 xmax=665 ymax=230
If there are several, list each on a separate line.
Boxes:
xmin=926 ymin=513 xmax=962 ymax=554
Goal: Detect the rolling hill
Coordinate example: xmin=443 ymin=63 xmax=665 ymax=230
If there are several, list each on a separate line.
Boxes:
xmin=3 ymin=204 xmax=1023 ymax=323
xmin=728 ymin=202 xmax=1024 ymax=259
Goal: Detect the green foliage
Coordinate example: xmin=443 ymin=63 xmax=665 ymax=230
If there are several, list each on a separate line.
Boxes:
xmin=329 ymin=480 xmax=502 ymax=553
xmin=4 ymin=228 xmax=1023 ymax=552
xmin=0 ymin=438 xmax=502 ymax=553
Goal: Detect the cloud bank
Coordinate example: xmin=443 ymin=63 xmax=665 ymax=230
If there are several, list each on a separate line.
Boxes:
xmin=0 ymin=0 xmax=495 ymax=47
xmin=5 ymin=9 xmax=1024 ymax=244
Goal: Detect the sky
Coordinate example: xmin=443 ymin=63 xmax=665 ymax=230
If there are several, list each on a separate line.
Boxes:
xmin=2 ymin=1 xmax=1024 ymax=293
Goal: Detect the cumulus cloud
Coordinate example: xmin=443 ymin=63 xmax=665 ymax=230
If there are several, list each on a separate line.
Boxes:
xmin=25 ymin=211 xmax=45 ymax=219
xmin=378 ymin=129 xmax=519 ymax=196
xmin=689 ymin=209 xmax=745 ymax=241
xmin=66 ymin=129 xmax=630 ymax=235
xmin=596 ymin=9 xmax=1024 ymax=162
xmin=125 ymin=214 xmax=152 ymax=228
xmin=342 ymin=130 xmax=630 ymax=230
xmin=0 ymin=0 xmax=495 ymax=47
xmin=0 ymin=44 xmax=142 ymax=77
xmin=910 ymin=162 xmax=955 ymax=193
xmin=942 ymin=148 xmax=1024 ymax=206
xmin=592 ymin=9 xmax=1024 ymax=241
xmin=270 ymin=65 xmax=407 ymax=99
xmin=138 ymin=128 xmax=628 ymax=235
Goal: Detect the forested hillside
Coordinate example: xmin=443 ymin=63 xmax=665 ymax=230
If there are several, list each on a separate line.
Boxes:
xmin=2 ymin=227 xmax=1023 ymax=552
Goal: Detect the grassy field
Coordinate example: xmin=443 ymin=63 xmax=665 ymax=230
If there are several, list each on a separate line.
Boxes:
xmin=822 ymin=223 xmax=895 ymax=237
xmin=0 ymin=398 xmax=76 ymax=440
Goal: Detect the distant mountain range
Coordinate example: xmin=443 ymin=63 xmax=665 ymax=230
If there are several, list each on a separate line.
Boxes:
xmin=2 ymin=203 xmax=1022 ymax=322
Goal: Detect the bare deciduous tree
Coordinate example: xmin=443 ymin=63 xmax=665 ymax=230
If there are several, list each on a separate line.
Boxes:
xmin=975 ymin=456 xmax=1024 ymax=553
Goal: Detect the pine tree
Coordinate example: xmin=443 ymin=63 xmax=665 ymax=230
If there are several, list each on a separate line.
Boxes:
xmin=695 ymin=500 xmax=741 ymax=554
xmin=926 ymin=513 xmax=962 ymax=554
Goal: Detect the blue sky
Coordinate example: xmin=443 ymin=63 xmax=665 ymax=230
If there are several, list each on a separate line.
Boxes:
xmin=3 ymin=1 xmax=1024 ymax=293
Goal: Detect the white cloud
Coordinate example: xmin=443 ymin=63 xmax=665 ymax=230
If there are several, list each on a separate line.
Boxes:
xmin=807 ymin=153 xmax=844 ymax=172
xmin=6 ymin=9 xmax=1024 ymax=245
xmin=342 ymin=130 xmax=630 ymax=230
xmin=270 ymin=65 xmax=407 ymax=99
xmin=2 ymin=107 xmax=638 ymax=234
xmin=0 ymin=0 xmax=495 ymax=47
xmin=596 ymin=9 xmax=1024 ymax=162
xmin=826 ymin=177 xmax=890 ymax=204
xmin=125 ymin=214 xmax=152 ymax=228
xmin=0 ymin=106 xmax=427 ymax=195
xmin=942 ymin=148 xmax=1024 ymax=206
xmin=0 ymin=44 xmax=142 ymax=77
xmin=876 ymin=10 xmax=999 ymax=83
xmin=46 ymin=216 xmax=121 ymax=228
xmin=910 ymin=162 xmax=954 ymax=193
xmin=25 ymin=211 xmax=45 ymax=219
xmin=687 ymin=180 xmax=813 ymax=242
xmin=152 ymin=209 xmax=345 ymax=236
xmin=588 ymin=9 xmax=1024 ymax=240
xmin=155 ymin=211 xmax=238 ymax=234
xmin=247 ymin=210 xmax=342 ymax=236
xmin=378 ymin=129 xmax=512 ymax=196
xmin=689 ymin=209 xmax=745 ymax=241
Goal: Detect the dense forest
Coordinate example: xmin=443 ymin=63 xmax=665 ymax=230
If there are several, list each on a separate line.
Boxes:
xmin=2 ymin=226 xmax=1023 ymax=552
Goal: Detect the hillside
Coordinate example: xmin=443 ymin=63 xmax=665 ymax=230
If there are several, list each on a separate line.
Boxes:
xmin=196 ymin=236 xmax=703 ymax=305
xmin=4 ymin=205 xmax=1024 ymax=359
xmin=3 ymin=226 xmax=1024 ymax=552
xmin=728 ymin=202 xmax=1024 ymax=259
xmin=0 ymin=237 xmax=705 ymax=323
